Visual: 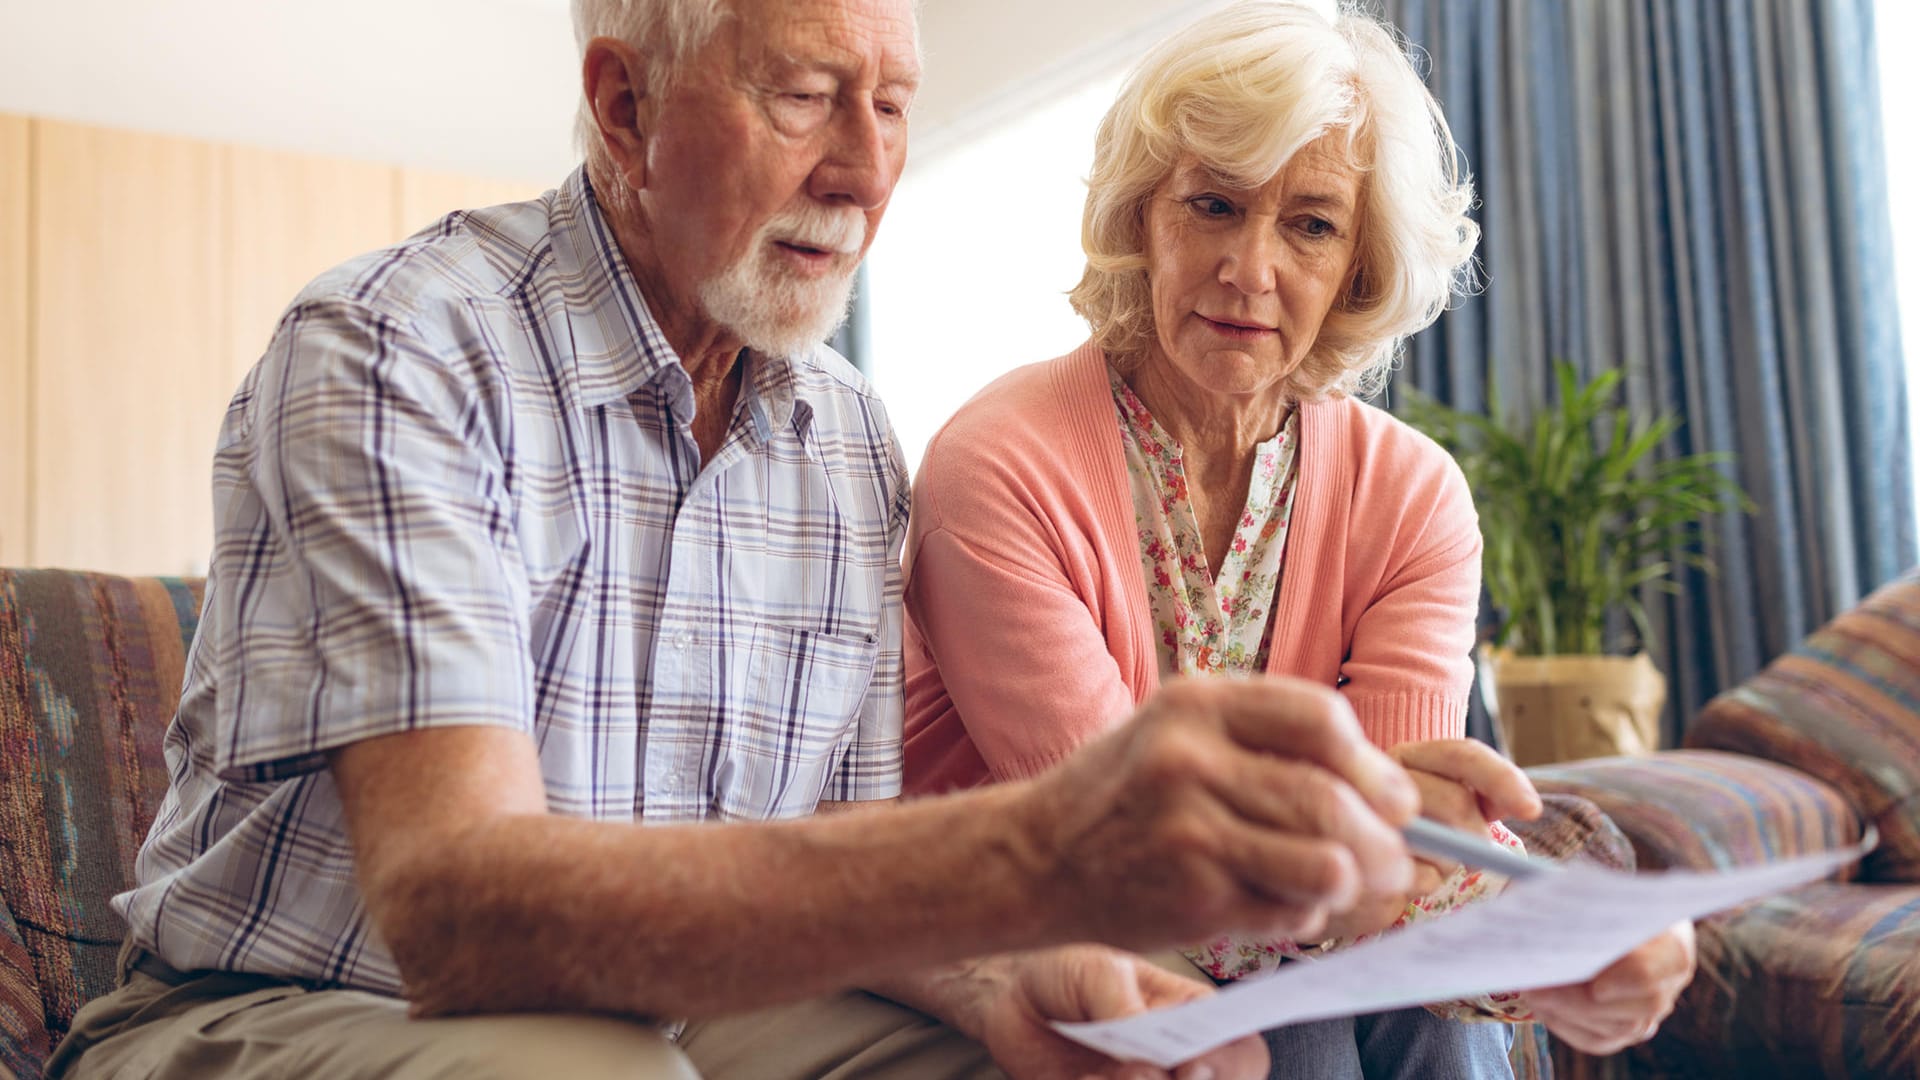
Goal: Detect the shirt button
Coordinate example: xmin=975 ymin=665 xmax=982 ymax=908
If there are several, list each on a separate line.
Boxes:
xmin=673 ymin=630 xmax=694 ymax=649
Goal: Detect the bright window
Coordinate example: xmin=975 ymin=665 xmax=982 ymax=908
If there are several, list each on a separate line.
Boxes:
xmin=865 ymin=73 xmax=1124 ymax=472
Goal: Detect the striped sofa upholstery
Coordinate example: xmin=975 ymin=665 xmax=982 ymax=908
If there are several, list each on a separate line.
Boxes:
xmin=1688 ymin=574 xmax=1920 ymax=883
xmin=0 ymin=571 xmax=203 ymax=1080
xmin=1527 ymin=570 xmax=1920 ymax=1079
xmin=1528 ymin=751 xmax=1865 ymax=879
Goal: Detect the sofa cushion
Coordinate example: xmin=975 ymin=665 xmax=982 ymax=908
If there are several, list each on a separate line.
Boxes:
xmin=0 ymin=570 xmax=203 ymax=1070
xmin=1688 ymin=571 xmax=1920 ymax=883
xmin=1642 ymin=881 xmax=1920 ymax=1078
xmin=1529 ymin=750 xmax=1865 ymax=879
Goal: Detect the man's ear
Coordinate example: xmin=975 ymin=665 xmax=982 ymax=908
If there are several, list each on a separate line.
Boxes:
xmin=583 ymin=37 xmax=656 ymax=190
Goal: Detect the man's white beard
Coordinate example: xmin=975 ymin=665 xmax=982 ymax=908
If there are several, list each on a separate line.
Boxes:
xmin=699 ymin=203 xmax=866 ymax=359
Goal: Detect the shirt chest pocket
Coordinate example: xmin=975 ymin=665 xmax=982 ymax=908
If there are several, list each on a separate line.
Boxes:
xmin=711 ymin=622 xmax=880 ymax=819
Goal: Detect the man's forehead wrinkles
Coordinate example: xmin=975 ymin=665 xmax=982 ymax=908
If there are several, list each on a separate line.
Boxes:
xmin=764 ymin=45 xmax=910 ymax=78
xmin=744 ymin=1 xmax=919 ymax=75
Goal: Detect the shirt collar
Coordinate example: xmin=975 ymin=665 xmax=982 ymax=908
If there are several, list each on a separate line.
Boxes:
xmin=548 ymin=167 xmax=684 ymax=408
xmin=742 ymin=348 xmax=817 ymax=449
xmin=550 ymin=167 xmax=823 ymax=447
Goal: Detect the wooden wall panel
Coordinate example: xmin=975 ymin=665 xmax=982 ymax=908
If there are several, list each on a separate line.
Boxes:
xmin=0 ymin=116 xmax=28 ymax=567
xmin=397 ymin=169 xmax=549 ymax=237
xmin=228 ymin=147 xmax=400 ymax=385
xmin=32 ymin=121 xmax=230 ymax=575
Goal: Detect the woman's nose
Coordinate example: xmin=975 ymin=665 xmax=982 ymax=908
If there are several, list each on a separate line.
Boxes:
xmin=1217 ymin=225 xmax=1280 ymax=295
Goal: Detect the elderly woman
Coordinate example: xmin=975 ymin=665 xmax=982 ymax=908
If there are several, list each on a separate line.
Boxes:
xmin=901 ymin=3 xmax=1694 ymax=1077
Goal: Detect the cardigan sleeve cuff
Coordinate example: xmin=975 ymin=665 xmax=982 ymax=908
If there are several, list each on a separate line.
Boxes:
xmin=1347 ymin=688 xmax=1468 ymax=748
xmin=991 ymin=744 xmax=1082 ymax=782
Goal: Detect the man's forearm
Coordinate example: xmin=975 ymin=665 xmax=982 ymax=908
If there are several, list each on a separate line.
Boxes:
xmin=371 ymin=783 xmax=1061 ymax=1020
xmin=862 ymin=957 xmax=1010 ymax=1042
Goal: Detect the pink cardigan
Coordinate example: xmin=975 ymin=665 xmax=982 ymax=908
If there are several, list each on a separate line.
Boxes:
xmin=902 ymin=341 xmax=1484 ymax=793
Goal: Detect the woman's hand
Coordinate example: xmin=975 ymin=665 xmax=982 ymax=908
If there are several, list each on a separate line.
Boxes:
xmin=1524 ymin=922 xmax=1697 ymax=1054
xmin=1389 ymin=738 xmax=1542 ymax=836
xmin=1313 ymin=739 xmax=1542 ymax=942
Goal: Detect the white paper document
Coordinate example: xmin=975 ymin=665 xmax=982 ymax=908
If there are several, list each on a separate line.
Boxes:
xmin=1054 ymin=842 xmax=1870 ymax=1068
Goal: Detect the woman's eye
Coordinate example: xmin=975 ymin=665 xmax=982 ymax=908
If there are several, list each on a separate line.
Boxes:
xmin=1299 ymin=217 xmax=1336 ymax=238
xmin=1189 ymin=196 xmax=1235 ymax=217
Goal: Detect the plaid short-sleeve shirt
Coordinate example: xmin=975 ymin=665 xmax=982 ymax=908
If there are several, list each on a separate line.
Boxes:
xmin=114 ymin=168 xmax=910 ymax=992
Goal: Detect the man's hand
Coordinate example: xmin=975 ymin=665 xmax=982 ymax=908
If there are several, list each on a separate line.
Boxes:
xmin=1020 ymin=677 xmax=1420 ymax=950
xmin=974 ymin=947 xmax=1266 ymax=1080
xmin=1310 ymin=862 xmax=1444 ymax=943
xmin=1525 ymin=922 xmax=1697 ymax=1055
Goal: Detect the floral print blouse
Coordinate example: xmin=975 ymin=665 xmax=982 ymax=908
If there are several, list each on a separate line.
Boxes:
xmin=1110 ymin=367 xmax=1532 ymax=1023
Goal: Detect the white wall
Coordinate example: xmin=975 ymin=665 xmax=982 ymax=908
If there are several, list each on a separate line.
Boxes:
xmin=911 ymin=0 xmax=1223 ymax=160
xmin=0 ymin=0 xmax=1215 ymax=182
xmin=0 ymin=0 xmax=579 ymax=182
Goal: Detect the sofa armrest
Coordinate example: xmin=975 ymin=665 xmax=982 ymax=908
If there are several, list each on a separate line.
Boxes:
xmin=0 ymin=890 xmax=51 ymax=1080
xmin=1504 ymin=792 xmax=1636 ymax=871
xmin=1527 ymin=750 xmax=1864 ymax=878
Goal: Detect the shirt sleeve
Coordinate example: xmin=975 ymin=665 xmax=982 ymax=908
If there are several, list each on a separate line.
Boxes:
xmin=210 ymin=299 xmax=534 ymax=783
xmin=824 ymin=445 xmax=910 ymax=802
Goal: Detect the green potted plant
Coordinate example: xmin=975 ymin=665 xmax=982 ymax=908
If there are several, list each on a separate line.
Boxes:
xmin=1399 ymin=361 xmax=1751 ymax=765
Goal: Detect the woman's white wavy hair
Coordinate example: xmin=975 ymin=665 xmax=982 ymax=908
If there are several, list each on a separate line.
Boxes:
xmin=1070 ymin=1 xmax=1480 ymax=400
xmin=570 ymin=0 xmax=729 ymax=189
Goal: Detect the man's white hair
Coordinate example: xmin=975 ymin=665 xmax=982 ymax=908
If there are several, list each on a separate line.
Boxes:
xmin=570 ymin=0 xmax=730 ymax=180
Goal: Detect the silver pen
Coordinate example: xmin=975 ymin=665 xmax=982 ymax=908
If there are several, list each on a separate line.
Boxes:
xmin=1402 ymin=817 xmax=1557 ymax=881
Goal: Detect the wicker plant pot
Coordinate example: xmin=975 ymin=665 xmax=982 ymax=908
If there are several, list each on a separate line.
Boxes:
xmin=1491 ymin=652 xmax=1667 ymax=767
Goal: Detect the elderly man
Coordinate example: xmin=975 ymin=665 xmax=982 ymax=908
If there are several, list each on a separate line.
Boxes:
xmin=42 ymin=1 xmax=1431 ymax=1078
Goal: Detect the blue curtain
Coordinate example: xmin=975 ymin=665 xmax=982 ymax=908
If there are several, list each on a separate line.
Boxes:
xmin=1375 ymin=0 xmax=1915 ymax=740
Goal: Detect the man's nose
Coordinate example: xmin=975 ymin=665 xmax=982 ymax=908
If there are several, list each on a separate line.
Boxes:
xmin=810 ymin=101 xmax=897 ymax=210
xmin=1219 ymin=226 xmax=1280 ymax=295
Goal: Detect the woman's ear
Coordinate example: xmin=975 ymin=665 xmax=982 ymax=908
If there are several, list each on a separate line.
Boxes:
xmin=582 ymin=37 xmax=656 ymax=191
xmin=1340 ymin=256 xmax=1371 ymax=312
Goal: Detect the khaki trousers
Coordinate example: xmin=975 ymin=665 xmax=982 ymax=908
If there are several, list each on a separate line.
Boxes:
xmin=45 ymin=943 xmax=1007 ymax=1080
